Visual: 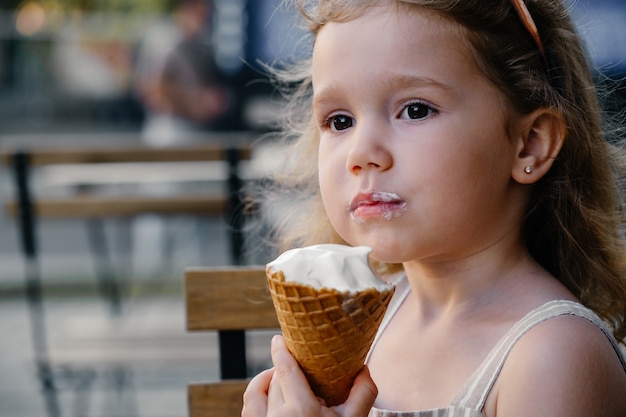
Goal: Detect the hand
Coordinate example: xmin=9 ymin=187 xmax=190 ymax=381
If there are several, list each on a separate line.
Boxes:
xmin=242 ymin=335 xmax=378 ymax=417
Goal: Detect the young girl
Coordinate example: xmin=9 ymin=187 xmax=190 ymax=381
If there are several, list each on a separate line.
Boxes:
xmin=243 ymin=0 xmax=626 ymax=416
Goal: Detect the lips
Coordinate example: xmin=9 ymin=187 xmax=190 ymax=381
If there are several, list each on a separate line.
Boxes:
xmin=348 ymin=192 xmax=409 ymax=222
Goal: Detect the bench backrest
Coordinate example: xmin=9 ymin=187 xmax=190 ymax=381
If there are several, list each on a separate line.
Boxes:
xmin=185 ymin=266 xmax=279 ymax=417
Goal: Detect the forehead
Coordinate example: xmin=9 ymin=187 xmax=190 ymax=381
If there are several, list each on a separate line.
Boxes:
xmin=311 ymin=6 xmax=482 ymax=95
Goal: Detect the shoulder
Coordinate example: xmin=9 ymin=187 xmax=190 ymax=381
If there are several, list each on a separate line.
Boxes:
xmin=487 ymin=314 xmax=626 ymax=417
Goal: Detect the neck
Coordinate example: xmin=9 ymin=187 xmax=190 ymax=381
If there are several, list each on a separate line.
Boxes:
xmin=401 ymin=233 xmax=552 ymax=324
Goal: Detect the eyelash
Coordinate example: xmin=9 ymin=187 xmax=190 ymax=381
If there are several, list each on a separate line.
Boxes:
xmin=322 ymin=114 xmax=353 ymax=132
xmin=399 ymin=100 xmax=436 ymax=120
xmin=320 ymin=100 xmax=437 ymax=132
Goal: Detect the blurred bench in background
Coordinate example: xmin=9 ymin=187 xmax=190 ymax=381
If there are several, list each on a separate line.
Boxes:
xmin=0 ymin=140 xmax=254 ymax=417
xmin=1 ymin=141 xmax=253 ymax=303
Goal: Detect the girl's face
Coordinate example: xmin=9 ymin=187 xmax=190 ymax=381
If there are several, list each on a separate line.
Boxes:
xmin=313 ymin=6 xmax=529 ymax=265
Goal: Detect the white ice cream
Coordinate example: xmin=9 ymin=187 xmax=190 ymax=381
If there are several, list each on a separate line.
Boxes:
xmin=267 ymin=244 xmax=391 ymax=292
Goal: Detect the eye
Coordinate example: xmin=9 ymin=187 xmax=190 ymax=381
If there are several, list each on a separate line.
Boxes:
xmin=400 ymin=101 xmax=435 ymax=120
xmin=324 ymin=114 xmax=354 ymax=132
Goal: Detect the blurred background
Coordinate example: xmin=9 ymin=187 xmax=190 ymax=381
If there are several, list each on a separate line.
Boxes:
xmin=0 ymin=0 xmax=314 ymax=137
xmin=0 ymin=0 xmax=624 ymax=416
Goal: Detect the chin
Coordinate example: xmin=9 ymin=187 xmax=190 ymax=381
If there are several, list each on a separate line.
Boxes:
xmin=363 ymin=243 xmax=409 ymax=265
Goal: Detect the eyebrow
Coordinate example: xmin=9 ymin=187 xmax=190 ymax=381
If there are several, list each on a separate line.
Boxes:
xmin=380 ymin=74 xmax=454 ymax=92
xmin=313 ymin=74 xmax=455 ymax=108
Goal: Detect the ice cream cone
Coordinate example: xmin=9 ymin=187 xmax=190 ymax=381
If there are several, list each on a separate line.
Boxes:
xmin=266 ymin=267 xmax=394 ymax=406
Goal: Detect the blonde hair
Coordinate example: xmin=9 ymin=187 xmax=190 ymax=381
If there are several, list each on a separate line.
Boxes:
xmin=250 ymin=0 xmax=626 ymax=341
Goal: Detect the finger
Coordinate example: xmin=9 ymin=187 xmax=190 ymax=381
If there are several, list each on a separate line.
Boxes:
xmin=241 ymin=368 xmax=274 ymax=417
xmin=270 ymin=335 xmax=318 ymax=405
xmin=267 ymin=367 xmax=284 ymax=405
xmin=337 ymin=365 xmax=378 ymax=416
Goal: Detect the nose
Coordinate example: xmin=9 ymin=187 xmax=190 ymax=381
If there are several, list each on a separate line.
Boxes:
xmin=346 ymin=124 xmax=393 ymax=174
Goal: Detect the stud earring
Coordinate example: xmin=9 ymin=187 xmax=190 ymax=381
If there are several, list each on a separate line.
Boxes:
xmin=524 ymin=166 xmax=533 ymax=174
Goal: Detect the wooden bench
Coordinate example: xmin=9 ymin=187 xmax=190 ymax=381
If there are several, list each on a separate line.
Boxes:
xmin=185 ymin=266 xmax=280 ymax=417
xmin=1 ymin=144 xmax=251 ymax=217
xmin=1 ymin=142 xmax=253 ymax=301
xmin=1 ymin=142 xmax=253 ymax=417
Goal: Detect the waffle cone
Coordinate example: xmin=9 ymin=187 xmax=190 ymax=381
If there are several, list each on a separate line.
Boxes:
xmin=266 ymin=267 xmax=394 ymax=406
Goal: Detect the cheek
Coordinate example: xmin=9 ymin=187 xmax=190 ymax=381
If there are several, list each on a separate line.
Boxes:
xmin=318 ymin=140 xmax=342 ymax=189
xmin=318 ymin=145 xmax=330 ymax=192
xmin=318 ymin=144 xmax=348 ymax=219
xmin=318 ymin=160 xmax=340 ymax=210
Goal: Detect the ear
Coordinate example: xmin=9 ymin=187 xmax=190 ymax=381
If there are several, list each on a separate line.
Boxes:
xmin=511 ymin=108 xmax=566 ymax=184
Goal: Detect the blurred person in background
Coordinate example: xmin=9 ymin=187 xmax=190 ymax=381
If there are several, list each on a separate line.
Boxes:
xmin=131 ymin=0 xmax=234 ymax=274
xmin=133 ymin=0 xmax=232 ymax=146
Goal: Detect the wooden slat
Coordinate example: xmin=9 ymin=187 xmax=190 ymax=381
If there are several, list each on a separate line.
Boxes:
xmin=188 ymin=380 xmax=249 ymax=417
xmin=5 ymin=194 xmax=227 ymax=218
xmin=185 ymin=267 xmax=279 ymax=331
xmin=0 ymin=144 xmax=252 ymax=167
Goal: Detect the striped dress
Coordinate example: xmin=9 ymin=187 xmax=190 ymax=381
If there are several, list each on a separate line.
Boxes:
xmin=367 ymin=275 xmax=626 ymax=417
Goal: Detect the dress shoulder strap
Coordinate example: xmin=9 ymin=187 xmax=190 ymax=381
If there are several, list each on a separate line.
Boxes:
xmin=450 ymin=300 xmax=626 ymax=411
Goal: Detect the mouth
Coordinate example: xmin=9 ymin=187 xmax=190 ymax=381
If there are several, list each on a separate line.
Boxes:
xmin=348 ymin=192 xmax=409 ymax=223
